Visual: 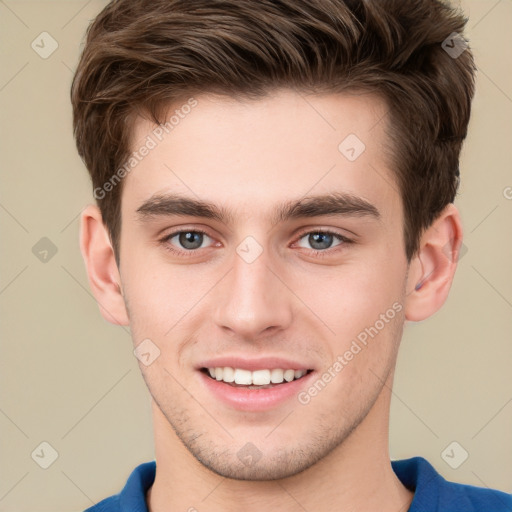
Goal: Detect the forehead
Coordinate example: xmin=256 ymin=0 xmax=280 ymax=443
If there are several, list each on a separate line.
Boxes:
xmin=123 ymin=89 xmax=400 ymax=224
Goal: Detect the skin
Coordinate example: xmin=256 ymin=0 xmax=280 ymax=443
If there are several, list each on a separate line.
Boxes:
xmin=80 ymin=89 xmax=463 ymax=512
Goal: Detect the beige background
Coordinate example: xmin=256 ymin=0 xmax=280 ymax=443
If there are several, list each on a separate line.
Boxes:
xmin=0 ymin=0 xmax=511 ymax=510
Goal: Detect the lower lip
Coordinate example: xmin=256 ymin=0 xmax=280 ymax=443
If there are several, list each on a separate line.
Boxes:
xmin=198 ymin=370 xmax=316 ymax=411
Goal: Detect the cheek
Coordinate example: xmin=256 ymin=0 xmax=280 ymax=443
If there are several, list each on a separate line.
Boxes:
xmin=121 ymin=253 xmax=215 ymax=338
xmin=313 ymin=308 xmax=403 ymax=415
xmin=294 ymin=260 xmax=404 ymax=336
xmin=293 ymin=257 xmax=406 ymax=388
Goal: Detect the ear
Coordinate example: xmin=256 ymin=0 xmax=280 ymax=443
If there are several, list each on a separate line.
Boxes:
xmin=79 ymin=204 xmax=129 ymax=326
xmin=404 ymin=203 xmax=463 ymax=322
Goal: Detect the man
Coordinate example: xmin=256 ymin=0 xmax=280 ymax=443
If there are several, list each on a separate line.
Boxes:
xmin=71 ymin=0 xmax=512 ymax=511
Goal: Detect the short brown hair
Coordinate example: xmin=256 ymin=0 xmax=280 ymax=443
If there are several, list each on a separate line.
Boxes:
xmin=71 ymin=0 xmax=476 ymax=264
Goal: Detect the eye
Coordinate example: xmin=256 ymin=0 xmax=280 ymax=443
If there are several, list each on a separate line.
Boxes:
xmin=162 ymin=229 xmax=214 ymax=254
xmin=295 ymin=230 xmax=351 ymax=252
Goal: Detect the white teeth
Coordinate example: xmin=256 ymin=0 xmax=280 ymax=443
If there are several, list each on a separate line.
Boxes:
xmin=283 ymin=369 xmax=295 ymax=382
xmin=270 ymin=368 xmax=284 ymax=383
xmin=234 ymin=369 xmax=252 ymax=385
xmin=252 ymin=369 xmax=271 ymax=385
xmin=222 ymin=366 xmax=235 ymax=382
xmin=206 ymin=367 xmax=309 ymax=385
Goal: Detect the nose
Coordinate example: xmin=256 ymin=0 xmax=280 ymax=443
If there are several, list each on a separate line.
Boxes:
xmin=213 ymin=245 xmax=293 ymax=340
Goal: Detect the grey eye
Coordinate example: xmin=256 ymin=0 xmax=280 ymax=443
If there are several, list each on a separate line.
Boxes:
xmin=169 ymin=231 xmax=212 ymax=250
xmin=297 ymin=232 xmax=342 ymax=251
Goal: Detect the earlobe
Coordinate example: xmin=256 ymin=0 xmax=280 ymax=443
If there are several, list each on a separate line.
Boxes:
xmin=404 ymin=204 xmax=463 ymax=322
xmin=79 ymin=204 xmax=130 ymax=326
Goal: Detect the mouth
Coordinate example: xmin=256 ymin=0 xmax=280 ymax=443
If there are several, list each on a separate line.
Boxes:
xmin=200 ymin=367 xmax=314 ymax=390
xmin=195 ymin=357 xmax=318 ymax=411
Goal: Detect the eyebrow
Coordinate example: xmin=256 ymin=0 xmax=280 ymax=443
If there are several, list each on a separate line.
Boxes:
xmin=135 ymin=191 xmax=381 ymax=226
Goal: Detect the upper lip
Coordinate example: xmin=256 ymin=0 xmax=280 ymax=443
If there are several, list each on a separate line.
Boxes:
xmin=197 ymin=356 xmax=315 ymax=372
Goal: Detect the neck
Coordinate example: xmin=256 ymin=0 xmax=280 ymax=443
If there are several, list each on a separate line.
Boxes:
xmin=146 ymin=381 xmax=413 ymax=512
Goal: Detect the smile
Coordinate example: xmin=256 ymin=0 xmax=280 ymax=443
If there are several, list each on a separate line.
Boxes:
xmin=203 ymin=367 xmax=312 ymax=388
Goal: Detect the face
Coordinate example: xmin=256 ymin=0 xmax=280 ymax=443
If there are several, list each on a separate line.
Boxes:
xmin=118 ymin=90 xmax=409 ymax=480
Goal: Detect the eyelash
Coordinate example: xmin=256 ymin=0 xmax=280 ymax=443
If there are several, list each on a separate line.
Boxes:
xmin=159 ymin=228 xmax=353 ymax=258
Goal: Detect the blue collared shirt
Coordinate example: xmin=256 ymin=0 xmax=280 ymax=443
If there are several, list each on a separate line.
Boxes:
xmin=84 ymin=457 xmax=512 ymax=511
